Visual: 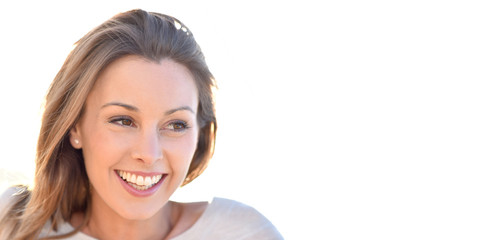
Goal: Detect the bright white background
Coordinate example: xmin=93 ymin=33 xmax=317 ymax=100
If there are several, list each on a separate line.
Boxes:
xmin=1 ymin=1 xmax=499 ymax=239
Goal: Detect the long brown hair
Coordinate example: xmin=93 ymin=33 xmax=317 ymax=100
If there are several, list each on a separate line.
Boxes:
xmin=0 ymin=9 xmax=217 ymax=240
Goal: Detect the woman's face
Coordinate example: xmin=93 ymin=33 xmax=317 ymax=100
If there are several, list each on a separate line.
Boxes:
xmin=70 ymin=56 xmax=199 ymax=220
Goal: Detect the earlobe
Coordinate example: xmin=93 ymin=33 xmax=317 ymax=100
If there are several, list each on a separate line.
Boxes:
xmin=69 ymin=126 xmax=82 ymax=149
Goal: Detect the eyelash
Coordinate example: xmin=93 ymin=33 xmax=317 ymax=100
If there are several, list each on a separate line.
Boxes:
xmin=108 ymin=116 xmax=190 ymax=132
xmin=109 ymin=116 xmax=135 ymax=127
xmin=164 ymin=121 xmax=190 ymax=132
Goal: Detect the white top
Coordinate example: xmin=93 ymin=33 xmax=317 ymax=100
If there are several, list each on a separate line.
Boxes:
xmin=1 ymin=188 xmax=283 ymax=240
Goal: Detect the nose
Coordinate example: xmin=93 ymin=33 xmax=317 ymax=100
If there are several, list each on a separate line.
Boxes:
xmin=131 ymin=127 xmax=163 ymax=165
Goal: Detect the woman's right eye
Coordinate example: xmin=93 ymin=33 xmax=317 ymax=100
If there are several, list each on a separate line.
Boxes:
xmin=109 ymin=117 xmax=135 ymax=127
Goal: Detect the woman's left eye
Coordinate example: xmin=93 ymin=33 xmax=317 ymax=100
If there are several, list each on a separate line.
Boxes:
xmin=165 ymin=121 xmax=189 ymax=132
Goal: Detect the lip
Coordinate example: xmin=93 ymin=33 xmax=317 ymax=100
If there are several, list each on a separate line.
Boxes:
xmin=115 ymin=170 xmax=167 ymax=197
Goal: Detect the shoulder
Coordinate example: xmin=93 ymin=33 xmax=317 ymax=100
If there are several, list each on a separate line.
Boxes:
xmin=210 ymin=198 xmax=269 ymax=223
xmin=0 ymin=187 xmax=19 ymax=205
xmin=187 ymin=198 xmax=283 ymax=240
xmin=0 ymin=186 xmax=28 ymax=215
xmin=0 ymin=186 xmax=30 ymax=239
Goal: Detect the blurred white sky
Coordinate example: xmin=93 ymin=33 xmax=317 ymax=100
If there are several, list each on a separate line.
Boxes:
xmin=1 ymin=0 xmax=500 ymax=239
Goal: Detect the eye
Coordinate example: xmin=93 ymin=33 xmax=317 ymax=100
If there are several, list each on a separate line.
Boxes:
xmin=109 ymin=116 xmax=135 ymax=127
xmin=165 ymin=121 xmax=189 ymax=132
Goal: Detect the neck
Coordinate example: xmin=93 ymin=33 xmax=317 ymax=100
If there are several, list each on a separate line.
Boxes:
xmin=77 ymin=193 xmax=179 ymax=240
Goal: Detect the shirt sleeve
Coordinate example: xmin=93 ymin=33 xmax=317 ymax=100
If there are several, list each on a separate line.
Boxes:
xmin=185 ymin=198 xmax=284 ymax=240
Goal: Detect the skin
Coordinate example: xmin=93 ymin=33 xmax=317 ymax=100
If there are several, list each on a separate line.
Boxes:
xmin=70 ymin=55 xmax=207 ymax=240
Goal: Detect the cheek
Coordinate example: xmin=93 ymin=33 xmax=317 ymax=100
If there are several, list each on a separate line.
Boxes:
xmin=81 ymin=128 xmax=129 ymax=178
xmin=166 ymin=132 xmax=199 ymax=174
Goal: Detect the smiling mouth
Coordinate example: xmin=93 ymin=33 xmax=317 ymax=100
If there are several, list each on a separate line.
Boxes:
xmin=117 ymin=170 xmax=165 ymax=191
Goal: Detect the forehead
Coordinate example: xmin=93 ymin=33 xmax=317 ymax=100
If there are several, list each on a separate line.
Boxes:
xmin=87 ymin=56 xmax=198 ymax=112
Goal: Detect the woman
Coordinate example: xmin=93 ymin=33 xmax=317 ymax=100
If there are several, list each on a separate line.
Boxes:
xmin=0 ymin=9 xmax=282 ymax=240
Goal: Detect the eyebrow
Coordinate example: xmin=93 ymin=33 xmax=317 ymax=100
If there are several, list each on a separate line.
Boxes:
xmin=101 ymin=102 xmax=195 ymax=115
xmin=102 ymin=102 xmax=138 ymax=111
xmin=165 ymin=106 xmax=195 ymax=115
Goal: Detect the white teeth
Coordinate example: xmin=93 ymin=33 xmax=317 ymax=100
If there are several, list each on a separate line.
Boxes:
xmin=117 ymin=170 xmax=163 ymax=190
xmin=130 ymin=174 xmax=137 ymax=183
xmin=137 ymin=176 xmax=144 ymax=185
xmin=145 ymin=176 xmax=152 ymax=186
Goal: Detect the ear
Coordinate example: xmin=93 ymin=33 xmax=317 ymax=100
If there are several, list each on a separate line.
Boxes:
xmin=69 ymin=124 xmax=83 ymax=149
